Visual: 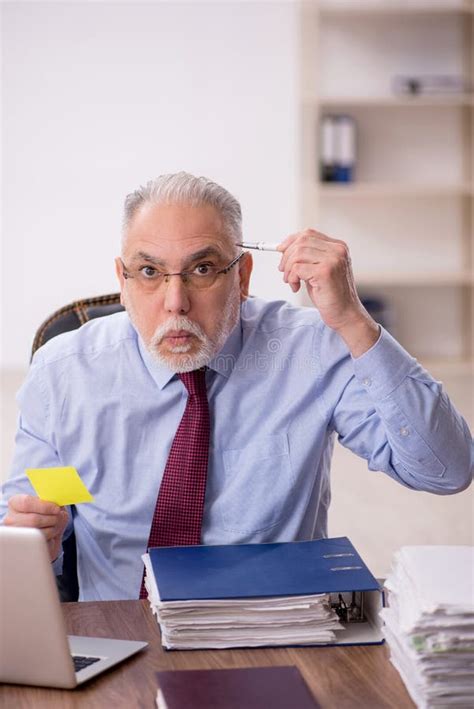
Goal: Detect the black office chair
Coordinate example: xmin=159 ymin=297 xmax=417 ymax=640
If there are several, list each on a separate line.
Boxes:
xmin=31 ymin=294 xmax=125 ymax=601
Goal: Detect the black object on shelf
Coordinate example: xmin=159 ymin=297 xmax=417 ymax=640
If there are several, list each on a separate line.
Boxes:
xmin=392 ymin=74 xmax=470 ymax=96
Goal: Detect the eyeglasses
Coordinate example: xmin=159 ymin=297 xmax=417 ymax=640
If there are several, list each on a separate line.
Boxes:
xmin=120 ymin=252 xmax=245 ymax=292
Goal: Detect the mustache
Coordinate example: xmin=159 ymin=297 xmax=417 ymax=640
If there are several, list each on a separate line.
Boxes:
xmin=151 ymin=316 xmax=208 ymax=346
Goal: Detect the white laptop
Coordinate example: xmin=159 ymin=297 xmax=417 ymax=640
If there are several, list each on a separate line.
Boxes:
xmin=0 ymin=526 xmax=148 ymax=688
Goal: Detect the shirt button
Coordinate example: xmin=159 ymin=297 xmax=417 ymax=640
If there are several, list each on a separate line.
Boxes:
xmin=400 ymin=427 xmax=410 ymax=436
xmin=362 ymin=377 xmax=372 ymax=387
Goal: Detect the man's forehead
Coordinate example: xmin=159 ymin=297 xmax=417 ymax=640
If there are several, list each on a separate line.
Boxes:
xmin=125 ymin=233 xmax=231 ymax=260
xmin=129 ymin=201 xmax=223 ymax=232
xmin=123 ymin=202 xmax=232 ymax=256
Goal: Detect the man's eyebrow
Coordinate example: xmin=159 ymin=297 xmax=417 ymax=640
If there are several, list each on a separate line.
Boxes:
xmin=130 ymin=251 xmax=166 ymax=266
xmin=182 ymin=247 xmax=225 ymax=266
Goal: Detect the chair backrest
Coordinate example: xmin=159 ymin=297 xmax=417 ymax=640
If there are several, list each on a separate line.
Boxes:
xmin=32 ymin=293 xmax=124 ymax=356
xmin=31 ymin=293 xmax=125 ymax=601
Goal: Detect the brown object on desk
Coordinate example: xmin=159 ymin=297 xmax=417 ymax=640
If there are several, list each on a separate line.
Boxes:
xmin=0 ymin=600 xmax=415 ymax=709
xmin=156 ymin=666 xmax=320 ymax=709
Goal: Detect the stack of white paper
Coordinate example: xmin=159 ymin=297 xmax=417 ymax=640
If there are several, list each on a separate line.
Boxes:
xmin=143 ymin=556 xmax=342 ymax=649
xmin=381 ymin=546 xmax=474 ymax=708
xmin=154 ymin=595 xmax=341 ymax=650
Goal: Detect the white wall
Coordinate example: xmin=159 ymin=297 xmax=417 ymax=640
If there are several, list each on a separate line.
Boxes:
xmin=1 ymin=0 xmax=299 ymax=368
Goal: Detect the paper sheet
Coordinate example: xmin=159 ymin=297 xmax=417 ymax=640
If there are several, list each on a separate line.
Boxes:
xmin=26 ymin=466 xmax=94 ymax=506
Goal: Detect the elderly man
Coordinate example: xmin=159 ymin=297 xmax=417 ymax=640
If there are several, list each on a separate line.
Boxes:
xmin=1 ymin=172 xmax=472 ymax=600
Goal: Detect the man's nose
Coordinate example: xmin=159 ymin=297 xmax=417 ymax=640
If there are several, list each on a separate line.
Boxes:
xmin=163 ymin=275 xmax=191 ymax=315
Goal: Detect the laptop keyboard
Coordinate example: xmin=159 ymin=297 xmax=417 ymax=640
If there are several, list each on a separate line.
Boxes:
xmin=73 ymin=655 xmax=102 ymax=672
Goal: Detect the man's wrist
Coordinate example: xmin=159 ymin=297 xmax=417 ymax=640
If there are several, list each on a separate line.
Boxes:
xmin=335 ymin=312 xmax=381 ymax=359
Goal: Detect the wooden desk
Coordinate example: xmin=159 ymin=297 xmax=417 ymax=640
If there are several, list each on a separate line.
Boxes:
xmin=1 ymin=600 xmax=414 ymax=708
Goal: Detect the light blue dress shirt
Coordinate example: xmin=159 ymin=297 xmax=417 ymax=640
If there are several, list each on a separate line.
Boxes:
xmin=1 ymin=297 xmax=472 ymax=600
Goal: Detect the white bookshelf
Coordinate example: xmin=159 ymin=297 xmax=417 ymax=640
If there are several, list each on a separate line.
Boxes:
xmin=319 ymin=8 xmax=474 ymax=17
xmin=315 ymin=95 xmax=474 ymax=107
xmin=299 ymin=0 xmax=474 ymax=370
xmin=319 ymin=0 xmax=474 ymax=16
xmin=318 ymin=183 xmax=474 ymax=198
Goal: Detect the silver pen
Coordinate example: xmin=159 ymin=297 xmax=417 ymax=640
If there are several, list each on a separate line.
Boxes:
xmin=236 ymin=241 xmax=281 ymax=252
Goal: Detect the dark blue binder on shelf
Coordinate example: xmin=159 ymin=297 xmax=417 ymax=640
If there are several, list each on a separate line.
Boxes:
xmin=148 ymin=536 xmax=384 ymax=647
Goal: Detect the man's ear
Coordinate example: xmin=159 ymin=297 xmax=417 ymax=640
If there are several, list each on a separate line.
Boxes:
xmin=114 ymin=257 xmax=126 ymax=307
xmin=239 ymin=252 xmax=253 ymax=301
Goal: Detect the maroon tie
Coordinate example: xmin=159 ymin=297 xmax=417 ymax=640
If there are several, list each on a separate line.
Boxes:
xmin=139 ymin=369 xmax=210 ymax=598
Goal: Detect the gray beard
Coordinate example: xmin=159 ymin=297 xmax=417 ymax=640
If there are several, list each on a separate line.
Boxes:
xmin=125 ymin=287 xmax=240 ymax=373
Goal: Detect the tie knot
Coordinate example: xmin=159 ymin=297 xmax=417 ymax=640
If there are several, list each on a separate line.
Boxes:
xmin=178 ymin=368 xmax=207 ymax=397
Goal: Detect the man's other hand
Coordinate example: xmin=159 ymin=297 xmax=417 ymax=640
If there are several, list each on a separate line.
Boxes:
xmin=4 ymin=494 xmax=68 ymax=562
xmin=278 ymin=229 xmax=380 ymax=357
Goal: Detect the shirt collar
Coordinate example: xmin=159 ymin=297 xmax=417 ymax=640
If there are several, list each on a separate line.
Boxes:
xmin=136 ymin=308 xmax=243 ymax=390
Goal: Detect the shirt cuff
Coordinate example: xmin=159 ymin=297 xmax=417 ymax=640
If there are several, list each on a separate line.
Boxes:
xmin=352 ymin=326 xmax=417 ymax=400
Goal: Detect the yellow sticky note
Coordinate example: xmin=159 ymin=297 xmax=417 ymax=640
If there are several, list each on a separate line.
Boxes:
xmin=26 ymin=466 xmax=94 ymax=506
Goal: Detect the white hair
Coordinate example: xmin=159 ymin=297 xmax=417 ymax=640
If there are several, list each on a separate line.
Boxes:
xmin=122 ymin=171 xmax=242 ymax=247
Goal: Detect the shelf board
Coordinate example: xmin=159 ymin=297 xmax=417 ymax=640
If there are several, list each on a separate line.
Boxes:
xmin=318 ymin=183 xmax=474 ymax=198
xmin=312 ymin=95 xmax=474 ymax=108
xmin=356 ymin=272 xmax=474 ymax=287
xmin=319 ymin=2 xmax=474 ymax=16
